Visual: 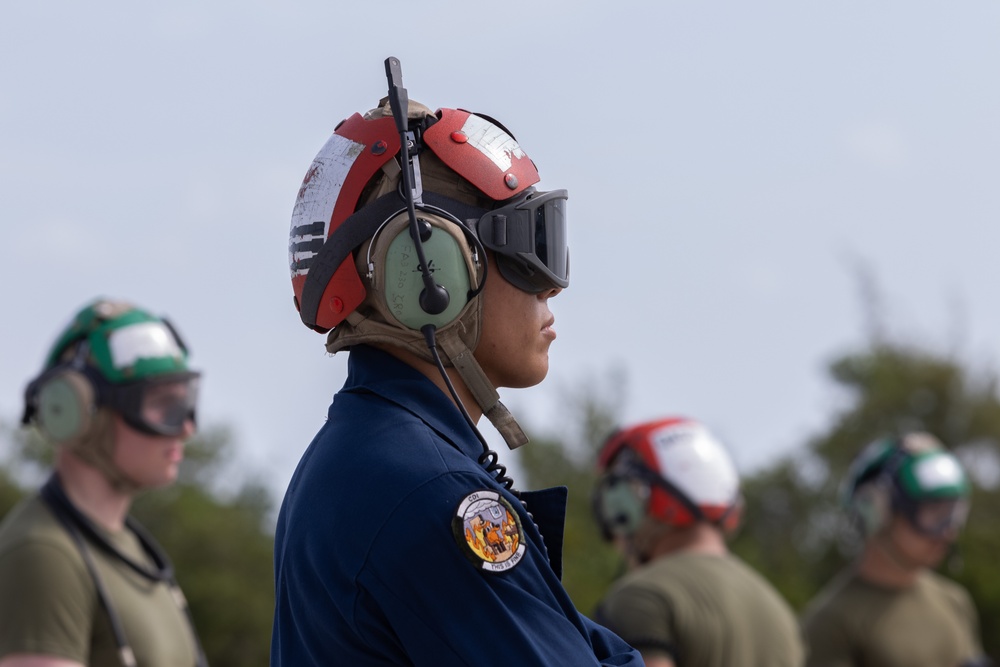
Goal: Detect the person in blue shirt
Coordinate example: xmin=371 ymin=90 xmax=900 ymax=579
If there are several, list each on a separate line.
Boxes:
xmin=271 ymin=58 xmax=642 ymax=666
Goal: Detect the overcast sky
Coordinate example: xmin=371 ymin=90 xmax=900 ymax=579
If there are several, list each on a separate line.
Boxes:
xmin=3 ymin=1 xmax=999 ymax=505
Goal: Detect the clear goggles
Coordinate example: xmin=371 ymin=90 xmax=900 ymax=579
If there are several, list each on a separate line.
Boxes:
xmin=475 ymin=188 xmax=569 ymax=294
xmin=904 ymin=497 xmax=970 ymax=538
xmin=102 ymin=373 xmax=200 ymax=437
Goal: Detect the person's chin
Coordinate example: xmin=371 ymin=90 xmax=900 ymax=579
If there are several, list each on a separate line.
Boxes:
xmin=154 ymin=466 xmax=181 ymax=488
xmin=922 ymin=544 xmax=950 ymax=567
xmin=519 ymin=361 xmax=550 ymax=388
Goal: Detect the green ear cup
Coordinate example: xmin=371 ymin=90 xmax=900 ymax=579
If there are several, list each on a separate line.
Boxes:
xmin=856 ymin=491 xmax=881 ymax=536
xmin=36 ymin=372 xmax=95 ymax=443
xmin=383 ymin=221 xmax=472 ymax=330
xmin=599 ymin=481 xmax=647 ymax=537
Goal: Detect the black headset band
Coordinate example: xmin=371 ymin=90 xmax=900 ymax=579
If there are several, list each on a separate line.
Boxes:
xmin=298 ymin=191 xmax=489 ymax=329
xmin=644 ymin=467 xmax=709 ymax=524
xmin=854 ymin=439 xmax=911 ymax=501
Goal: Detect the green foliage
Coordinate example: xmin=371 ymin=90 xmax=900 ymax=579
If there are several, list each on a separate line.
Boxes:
xmin=518 ymin=342 xmax=1000 ymax=660
xmin=518 ymin=367 xmax=628 ymax=616
xmin=131 ymin=426 xmax=275 ymax=667
xmin=729 ymin=458 xmax=846 ymax=610
xmin=132 ymin=483 xmax=274 ymax=666
xmin=728 ymin=340 xmax=1000 ymax=659
xmin=0 ymin=467 xmax=23 ymax=520
xmin=520 ymin=430 xmax=624 ymax=616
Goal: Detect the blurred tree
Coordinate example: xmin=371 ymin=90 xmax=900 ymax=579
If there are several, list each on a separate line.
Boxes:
xmin=517 ymin=342 xmax=1000 ymax=662
xmin=132 ymin=425 xmax=275 ymax=667
xmin=0 ymin=468 xmax=21 ymax=521
xmin=0 ymin=420 xmax=276 ymax=667
xmin=518 ymin=367 xmax=628 ymax=616
xmin=729 ymin=340 xmax=1000 ymax=658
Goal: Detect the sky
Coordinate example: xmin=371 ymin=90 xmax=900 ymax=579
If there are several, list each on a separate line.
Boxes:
xmin=2 ymin=2 xmax=999 ymax=506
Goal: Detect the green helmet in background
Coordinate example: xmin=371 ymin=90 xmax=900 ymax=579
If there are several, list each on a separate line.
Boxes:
xmin=23 ymin=299 xmax=200 ymax=442
xmin=44 ymin=300 xmax=193 ymax=383
xmin=841 ymin=432 xmax=971 ymax=538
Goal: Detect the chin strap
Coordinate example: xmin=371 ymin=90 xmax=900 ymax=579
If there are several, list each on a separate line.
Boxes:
xmin=435 ymin=334 xmax=527 ymax=450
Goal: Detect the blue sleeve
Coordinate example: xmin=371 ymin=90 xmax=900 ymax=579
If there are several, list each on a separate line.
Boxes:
xmin=582 ymin=614 xmax=647 ymax=666
xmin=355 ymin=474 xmax=644 ymax=666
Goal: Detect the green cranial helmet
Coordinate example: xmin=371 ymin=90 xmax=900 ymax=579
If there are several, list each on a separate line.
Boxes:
xmin=26 ymin=299 xmax=201 ymax=441
xmin=45 ymin=299 xmax=193 ymax=383
xmin=842 ymin=432 xmax=971 ymax=537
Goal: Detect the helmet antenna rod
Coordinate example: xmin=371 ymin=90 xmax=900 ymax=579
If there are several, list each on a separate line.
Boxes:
xmin=383 ymin=56 xmax=516 ymax=492
xmin=384 ymin=56 xmax=449 ymax=317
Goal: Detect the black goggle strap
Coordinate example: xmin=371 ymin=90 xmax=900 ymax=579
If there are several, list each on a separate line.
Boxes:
xmin=394 ymin=189 xmax=569 ymax=295
xmin=299 ymin=185 xmax=568 ymax=329
xmin=160 ymin=317 xmax=191 ymax=356
xmin=423 ymin=189 xmax=569 ymax=291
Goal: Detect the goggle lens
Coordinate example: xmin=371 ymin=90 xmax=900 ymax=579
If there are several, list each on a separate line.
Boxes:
xmin=106 ymin=375 xmax=200 ymax=437
xmin=908 ymin=498 xmax=969 ymax=537
xmin=478 ymin=189 xmax=569 ymax=293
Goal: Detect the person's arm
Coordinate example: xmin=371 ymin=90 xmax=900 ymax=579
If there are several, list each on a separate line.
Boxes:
xmin=595 ymin=582 xmax=678 ymax=667
xmin=0 ymin=541 xmax=94 ymax=667
xmin=800 ymin=609 xmax=855 ymax=667
xmin=360 ymin=477 xmax=644 ymax=666
xmin=642 ymin=656 xmax=675 ymax=667
xmin=0 ymin=656 xmax=85 ymax=667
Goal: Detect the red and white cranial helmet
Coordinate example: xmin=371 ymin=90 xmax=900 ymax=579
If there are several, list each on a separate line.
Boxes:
xmin=288 ymin=102 xmax=561 ymax=333
xmin=596 ymin=417 xmax=742 ymax=534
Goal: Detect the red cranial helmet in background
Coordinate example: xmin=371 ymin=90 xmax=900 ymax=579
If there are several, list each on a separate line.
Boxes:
xmin=594 ymin=417 xmax=743 ymax=541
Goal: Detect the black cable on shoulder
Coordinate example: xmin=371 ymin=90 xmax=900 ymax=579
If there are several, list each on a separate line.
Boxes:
xmin=383 ymin=55 xmax=517 ymax=496
xmin=420 ymin=325 xmax=519 ymax=494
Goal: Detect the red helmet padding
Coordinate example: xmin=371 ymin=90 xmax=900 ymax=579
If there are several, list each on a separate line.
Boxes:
xmin=293 ymin=114 xmax=400 ymax=331
xmin=423 ymin=109 xmax=540 ymax=201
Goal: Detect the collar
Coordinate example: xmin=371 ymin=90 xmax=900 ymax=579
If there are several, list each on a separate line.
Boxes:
xmin=342 ymin=345 xmax=485 ymax=461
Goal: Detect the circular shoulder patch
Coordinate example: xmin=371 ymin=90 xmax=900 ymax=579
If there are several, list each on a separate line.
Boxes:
xmin=452 ymin=490 xmax=526 ymax=573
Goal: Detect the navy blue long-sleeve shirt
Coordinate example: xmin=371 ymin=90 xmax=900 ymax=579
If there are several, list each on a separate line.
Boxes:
xmin=271 ymin=345 xmax=641 ymax=666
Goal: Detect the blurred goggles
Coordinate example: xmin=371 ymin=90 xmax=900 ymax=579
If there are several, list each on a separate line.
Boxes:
xmin=103 ymin=373 xmax=200 ymax=437
xmin=475 ymin=188 xmax=569 ymax=294
xmin=905 ymin=498 xmax=969 ymax=538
